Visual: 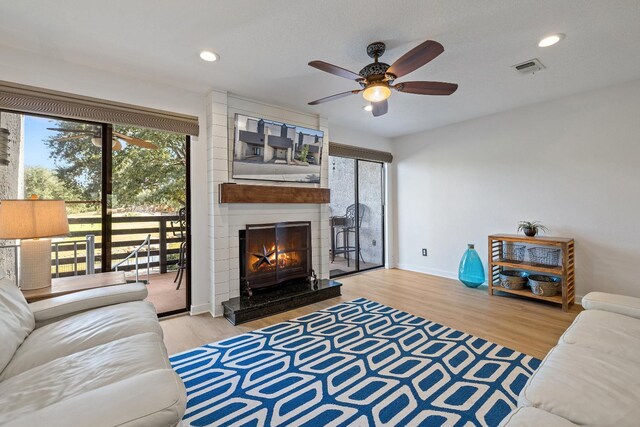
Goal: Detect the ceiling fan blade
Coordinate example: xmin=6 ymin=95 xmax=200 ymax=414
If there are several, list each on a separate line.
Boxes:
xmin=308 ymin=61 xmax=362 ymax=81
xmin=394 ymin=81 xmax=458 ymax=96
xmin=112 ymin=139 xmax=123 ymax=151
xmin=47 ymin=128 xmax=96 ymax=134
xmin=308 ymin=90 xmax=360 ymax=105
xmin=57 ymin=134 xmax=89 ymax=142
xmin=113 ymin=131 xmax=159 ymax=149
xmin=387 ymin=40 xmax=444 ymax=78
xmin=371 ymin=99 xmax=388 ymax=117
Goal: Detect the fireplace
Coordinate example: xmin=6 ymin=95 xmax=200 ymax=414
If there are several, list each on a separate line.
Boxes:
xmin=239 ymin=221 xmax=313 ymax=295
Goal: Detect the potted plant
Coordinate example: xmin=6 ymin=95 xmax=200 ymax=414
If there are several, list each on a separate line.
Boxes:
xmin=518 ymin=221 xmax=549 ymax=237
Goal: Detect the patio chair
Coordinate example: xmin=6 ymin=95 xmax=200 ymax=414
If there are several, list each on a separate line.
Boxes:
xmin=331 ymin=203 xmax=366 ymax=267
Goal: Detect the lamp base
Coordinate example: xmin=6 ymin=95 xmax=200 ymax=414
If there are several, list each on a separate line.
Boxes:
xmin=20 ymin=239 xmax=52 ymax=290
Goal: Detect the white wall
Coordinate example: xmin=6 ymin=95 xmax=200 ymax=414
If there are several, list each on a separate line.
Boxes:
xmin=394 ymin=78 xmax=640 ymax=299
xmin=330 ymin=125 xmax=392 ymax=152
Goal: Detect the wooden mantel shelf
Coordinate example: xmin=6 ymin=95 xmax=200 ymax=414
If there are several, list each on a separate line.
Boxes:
xmin=219 ymin=183 xmax=330 ymax=204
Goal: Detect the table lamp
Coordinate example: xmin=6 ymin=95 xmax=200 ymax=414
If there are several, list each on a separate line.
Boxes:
xmin=0 ymin=197 xmax=69 ymax=290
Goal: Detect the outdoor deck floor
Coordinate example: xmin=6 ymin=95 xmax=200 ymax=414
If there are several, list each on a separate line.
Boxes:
xmin=144 ymin=272 xmax=187 ymax=314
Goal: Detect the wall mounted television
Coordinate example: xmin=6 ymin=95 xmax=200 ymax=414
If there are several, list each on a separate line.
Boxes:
xmin=232 ymin=114 xmax=324 ymax=184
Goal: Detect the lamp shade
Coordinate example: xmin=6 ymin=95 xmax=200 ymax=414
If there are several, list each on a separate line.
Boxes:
xmin=0 ymin=199 xmax=69 ymax=239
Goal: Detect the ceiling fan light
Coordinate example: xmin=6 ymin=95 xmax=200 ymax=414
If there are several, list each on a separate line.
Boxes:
xmin=362 ymin=83 xmax=391 ymax=103
xmin=91 ymin=137 xmax=101 ymax=148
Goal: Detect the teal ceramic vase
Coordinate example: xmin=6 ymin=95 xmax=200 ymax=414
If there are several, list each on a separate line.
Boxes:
xmin=459 ymin=243 xmax=485 ymax=288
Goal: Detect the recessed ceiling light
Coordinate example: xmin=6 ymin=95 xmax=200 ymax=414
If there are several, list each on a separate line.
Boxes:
xmin=538 ymin=34 xmax=565 ymax=47
xmin=199 ymin=50 xmax=219 ymax=62
xmin=363 ymin=105 xmax=373 ymax=112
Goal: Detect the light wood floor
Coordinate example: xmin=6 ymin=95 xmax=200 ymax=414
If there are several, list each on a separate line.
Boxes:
xmin=160 ymin=268 xmax=581 ymax=359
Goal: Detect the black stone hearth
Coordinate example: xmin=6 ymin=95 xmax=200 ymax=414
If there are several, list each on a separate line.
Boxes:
xmin=222 ymin=279 xmax=342 ymax=325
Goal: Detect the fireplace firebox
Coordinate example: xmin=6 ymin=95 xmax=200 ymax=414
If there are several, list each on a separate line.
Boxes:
xmin=240 ymin=221 xmax=314 ymax=296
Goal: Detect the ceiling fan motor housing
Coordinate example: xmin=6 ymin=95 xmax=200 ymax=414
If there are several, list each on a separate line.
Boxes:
xmin=366 ymin=41 xmax=386 ymax=58
xmin=361 ymin=41 xmax=397 ymax=85
xmin=359 ymin=62 xmax=391 ymax=79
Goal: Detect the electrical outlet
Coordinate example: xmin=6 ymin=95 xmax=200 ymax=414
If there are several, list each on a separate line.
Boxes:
xmin=422 ymin=248 xmax=428 ymax=256
xmin=372 ymin=240 xmax=377 ymax=246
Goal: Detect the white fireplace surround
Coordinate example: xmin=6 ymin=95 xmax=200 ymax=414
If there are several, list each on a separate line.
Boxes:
xmin=207 ymin=91 xmax=330 ymax=316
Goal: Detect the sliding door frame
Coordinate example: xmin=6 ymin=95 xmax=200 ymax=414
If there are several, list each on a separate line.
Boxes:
xmin=1 ymin=109 xmax=192 ymax=315
xmin=330 ymin=156 xmax=386 ymax=278
xmin=101 ymin=123 xmax=113 ymax=272
xmin=355 ymin=159 xmax=386 ymax=273
xmin=159 ymin=134 xmax=191 ymax=317
xmin=1 ymin=109 xmax=110 ymax=273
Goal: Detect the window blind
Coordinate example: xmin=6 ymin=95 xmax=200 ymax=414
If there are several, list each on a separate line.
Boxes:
xmin=0 ymin=80 xmax=199 ymax=136
xmin=328 ymin=142 xmax=393 ymax=163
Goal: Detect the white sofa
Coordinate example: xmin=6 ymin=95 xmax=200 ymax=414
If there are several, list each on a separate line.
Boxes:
xmin=0 ymin=272 xmax=186 ymax=427
xmin=500 ymin=292 xmax=640 ymax=426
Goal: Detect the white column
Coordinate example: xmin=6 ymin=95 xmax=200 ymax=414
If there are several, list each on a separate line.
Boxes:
xmin=207 ymin=89 xmax=230 ymax=316
xmin=318 ymin=116 xmax=330 ymax=279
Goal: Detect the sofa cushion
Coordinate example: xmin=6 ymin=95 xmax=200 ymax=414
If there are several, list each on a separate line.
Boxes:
xmin=2 ymin=370 xmax=186 ymax=427
xmin=519 ymin=345 xmax=640 ymax=426
xmin=1 ymin=300 xmax=162 ymax=380
xmin=499 ymin=407 xmax=577 ymax=426
xmin=0 ymin=332 xmax=173 ymax=425
xmin=559 ymin=309 xmax=640 ymax=363
xmin=29 ymin=282 xmax=149 ymax=327
xmin=582 ymin=292 xmax=640 ymax=319
xmin=0 ymin=277 xmax=35 ymax=374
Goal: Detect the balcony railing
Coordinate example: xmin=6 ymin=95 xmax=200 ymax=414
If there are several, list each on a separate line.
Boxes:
xmin=0 ymin=214 xmax=184 ymax=280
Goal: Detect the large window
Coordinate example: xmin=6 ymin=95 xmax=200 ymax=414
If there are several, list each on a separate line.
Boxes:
xmin=328 ymin=156 xmax=385 ymax=277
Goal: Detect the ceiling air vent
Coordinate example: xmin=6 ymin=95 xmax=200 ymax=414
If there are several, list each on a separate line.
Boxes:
xmin=512 ymin=58 xmax=546 ymax=75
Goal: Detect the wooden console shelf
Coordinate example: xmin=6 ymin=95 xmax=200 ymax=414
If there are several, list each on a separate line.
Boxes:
xmin=219 ymin=183 xmax=330 ymax=204
xmin=488 ymin=234 xmax=575 ymax=311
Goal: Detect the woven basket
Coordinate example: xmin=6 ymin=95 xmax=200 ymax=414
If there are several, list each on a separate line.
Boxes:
xmin=528 ymin=247 xmax=561 ymax=266
xmin=503 ymin=244 xmax=526 ymax=262
xmin=528 ymin=275 xmax=561 ymax=297
xmin=499 ymin=270 xmax=529 ymax=290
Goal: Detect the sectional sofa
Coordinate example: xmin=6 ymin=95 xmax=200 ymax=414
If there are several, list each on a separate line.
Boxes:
xmin=0 ymin=272 xmax=186 ymax=427
xmin=501 ymin=292 xmax=640 ymax=426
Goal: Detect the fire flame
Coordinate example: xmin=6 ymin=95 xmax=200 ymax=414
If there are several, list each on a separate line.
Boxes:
xmin=250 ymin=243 xmax=299 ymax=272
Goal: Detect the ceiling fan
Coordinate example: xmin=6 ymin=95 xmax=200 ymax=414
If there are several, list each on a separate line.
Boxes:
xmin=308 ymin=39 xmax=458 ymax=117
xmin=46 ymin=128 xmax=159 ymax=151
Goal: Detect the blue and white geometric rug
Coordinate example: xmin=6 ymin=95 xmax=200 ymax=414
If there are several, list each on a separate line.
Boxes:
xmin=170 ymin=298 xmax=540 ymax=426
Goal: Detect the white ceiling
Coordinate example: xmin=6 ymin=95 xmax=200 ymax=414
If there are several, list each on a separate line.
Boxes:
xmin=1 ymin=0 xmax=639 ymax=138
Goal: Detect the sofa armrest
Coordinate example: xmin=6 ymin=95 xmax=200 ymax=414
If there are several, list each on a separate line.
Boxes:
xmin=582 ymin=291 xmax=640 ymax=319
xmin=3 ymin=369 xmax=186 ymax=427
xmin=29 ymin=283 xmax=148 ymax=328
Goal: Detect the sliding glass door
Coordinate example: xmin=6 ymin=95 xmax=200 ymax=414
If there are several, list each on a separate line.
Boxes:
xmin=329 ymin=156 xmax=385 ymax=277
xmin=357 ymin=160 xmax=385 ymax=268
xmin=109 ymin=125 xmax=190 ymax=315
xmin=0 ymin=110 xmax=190 ymax=316
xmin=0 ymin=113 xmax=105 ymax=279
